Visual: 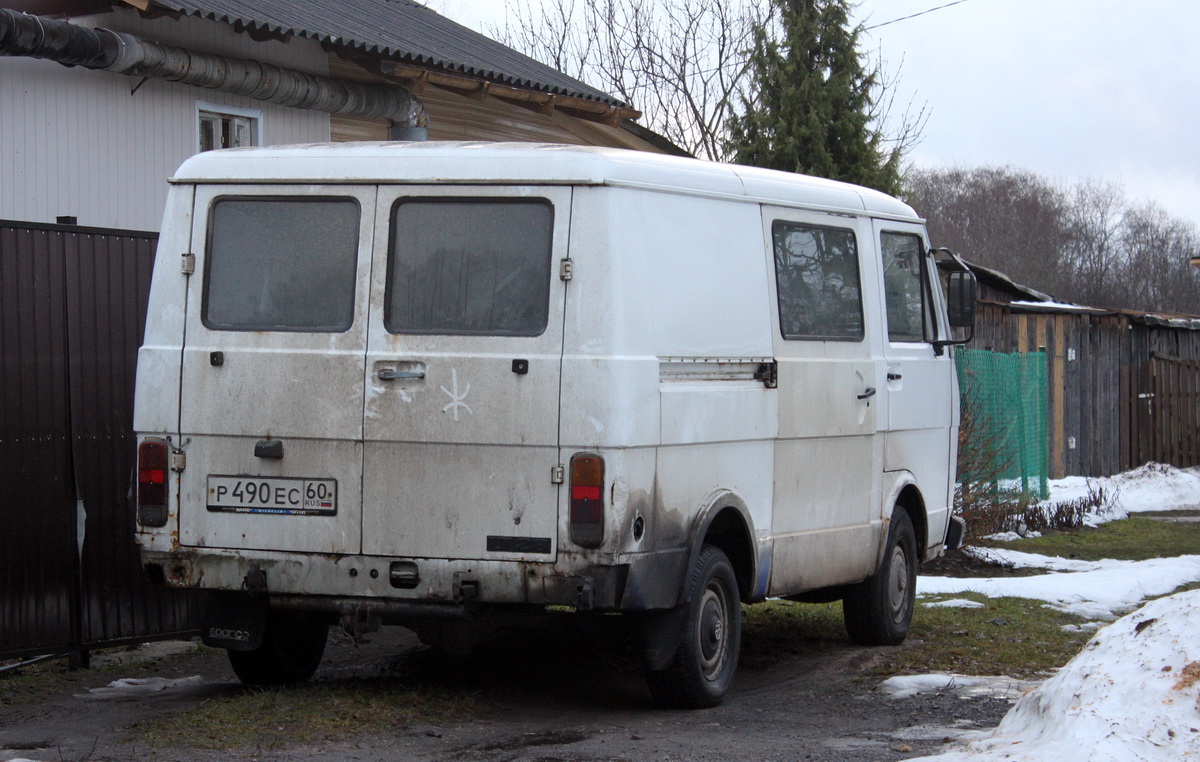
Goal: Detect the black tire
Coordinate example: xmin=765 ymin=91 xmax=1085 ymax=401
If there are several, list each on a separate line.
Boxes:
xmin=645 ymin=545 xmax=741 ymax=708
xmin=844 ymin=510 xmax=917 ymax=646
xmin=227 ymin=610 xmax=328 ymax=686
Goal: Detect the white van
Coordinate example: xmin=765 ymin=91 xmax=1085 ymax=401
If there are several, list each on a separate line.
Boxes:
xmin=134 ymin=142 xmax=974 ymax=708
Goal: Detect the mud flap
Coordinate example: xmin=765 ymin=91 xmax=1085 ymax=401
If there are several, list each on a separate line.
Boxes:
xmin=201 ymin=591 xmax=268 ymax=651
xmin=945 ymin=515 xmax=967 ymax=551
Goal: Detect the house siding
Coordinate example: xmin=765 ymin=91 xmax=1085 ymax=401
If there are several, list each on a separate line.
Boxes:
xmin=0 ymin=9 xmax=330 ymax=232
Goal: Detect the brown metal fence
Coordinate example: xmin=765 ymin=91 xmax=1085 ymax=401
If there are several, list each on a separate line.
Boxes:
xmin=1 ymin=220 xmax=201 ymax=660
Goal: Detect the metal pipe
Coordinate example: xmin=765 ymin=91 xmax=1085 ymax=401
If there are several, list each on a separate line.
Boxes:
xmin=0 ymin=9 xmax=428 ymax=132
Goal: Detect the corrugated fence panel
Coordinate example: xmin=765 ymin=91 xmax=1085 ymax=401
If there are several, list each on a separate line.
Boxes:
xmin=63 ymin=229 xmax=203 ymax=648
xmin=0 ymin=225 xmax=79 ymax=656
xmin=1 ymin=221 xmax=201 ymax=659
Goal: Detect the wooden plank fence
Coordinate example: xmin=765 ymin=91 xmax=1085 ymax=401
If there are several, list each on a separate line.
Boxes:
xmin=968 ymin=300 xmax=1200 ymax=478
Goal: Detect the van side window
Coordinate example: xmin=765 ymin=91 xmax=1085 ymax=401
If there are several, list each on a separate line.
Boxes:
xmin=386 ymin=199 xmax=553 ymax=336
xmin=880 ymin=232 xmax=929 ymax=342
xmin=772 ymin=221 xmax=864 ymax=341
xmin=202 ymin=198 xmax=360 ymax=332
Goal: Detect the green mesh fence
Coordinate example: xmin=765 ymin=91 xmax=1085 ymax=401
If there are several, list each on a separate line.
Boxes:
xmin=955 ymin=348 xmax=1049 ymax=500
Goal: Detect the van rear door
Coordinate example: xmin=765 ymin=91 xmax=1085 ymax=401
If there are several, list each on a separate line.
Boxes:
xmin=361 ymin=187 xmax=570 ymax=561
xmin=177 ymin=185 xmax=377 ymax=555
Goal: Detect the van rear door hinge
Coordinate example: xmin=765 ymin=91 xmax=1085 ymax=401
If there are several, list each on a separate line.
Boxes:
xmin=551 ymin=465 xmax=565 ymax=484
xmin=170 ymin=449 xmax=186 ymax=472
xmin=181 ymin=252 xmax=196 ymax=275
xmin=559 ymin=258 xmax=574 ymax=281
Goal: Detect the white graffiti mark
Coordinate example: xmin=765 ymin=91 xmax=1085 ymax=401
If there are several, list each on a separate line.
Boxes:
xmin=441 ymin=368 xmax=473 ymax=421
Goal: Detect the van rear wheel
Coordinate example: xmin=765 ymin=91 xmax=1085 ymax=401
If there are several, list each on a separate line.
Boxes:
xmin=644 ymin=545 xmax=741 ymax=708
xmin=227 ymin=610 xmax=328 ymax=686
xmin=843 ymin=510 xmax=917 ymax=646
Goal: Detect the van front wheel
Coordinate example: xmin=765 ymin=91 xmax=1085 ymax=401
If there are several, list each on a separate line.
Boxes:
xmin=227 ymin=610 xmax=328 ymax=686
xmin=645 ymin=545 xmax=741 ymax=708
xmin=843 ymin=510 xmax=917 ymax=646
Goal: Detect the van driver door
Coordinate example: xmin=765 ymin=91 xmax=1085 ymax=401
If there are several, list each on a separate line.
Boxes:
xmin=874 ymin=220 xmax=956 ymax=550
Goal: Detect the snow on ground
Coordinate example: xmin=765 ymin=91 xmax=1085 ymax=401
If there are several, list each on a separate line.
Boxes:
xmin=922 ymin=598 xmax=986 ymax=609
xmin=1042 ymin=462 xmax=1200 ymax=524
xmin=905 ymin=590 xmax=1200 ymax=761
xmin=919 ymin=551 xmax=1200 ymax=620
xmin=881 ymin=674 xmax=1038 ymax=701
xmin=903 ymin=463 xmax=1200 ymax=760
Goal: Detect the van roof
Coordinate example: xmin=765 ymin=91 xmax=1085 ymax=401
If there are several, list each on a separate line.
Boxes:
xmin=172 ymin=142 xmax=920 ymax=220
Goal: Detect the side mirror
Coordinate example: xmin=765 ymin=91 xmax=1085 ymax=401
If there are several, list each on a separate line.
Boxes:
xmin=945 ymin=270 xmax=977 ymax=328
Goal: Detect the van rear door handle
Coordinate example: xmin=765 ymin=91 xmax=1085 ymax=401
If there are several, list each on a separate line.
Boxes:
xmin=857 ymin=387 xmax=877 ymax=400
xmin=378 ymin=368 xmax=425 ymax=381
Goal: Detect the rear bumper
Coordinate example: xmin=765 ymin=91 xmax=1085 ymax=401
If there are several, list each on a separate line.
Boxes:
xmin=142 ymin=547 xmax=659 ymax=612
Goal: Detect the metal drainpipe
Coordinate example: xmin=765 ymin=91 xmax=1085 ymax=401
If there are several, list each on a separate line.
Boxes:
xmin=0 ymin=8 xmax=429 ymax=139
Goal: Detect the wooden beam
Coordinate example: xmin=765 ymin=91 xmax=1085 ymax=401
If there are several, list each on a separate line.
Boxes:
xmin=376 ymin=59 xmax=640 ymax=124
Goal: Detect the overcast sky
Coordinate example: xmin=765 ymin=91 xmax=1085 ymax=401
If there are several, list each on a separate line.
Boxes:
xmin=428 ymin=0 xmax=1200 ymax=229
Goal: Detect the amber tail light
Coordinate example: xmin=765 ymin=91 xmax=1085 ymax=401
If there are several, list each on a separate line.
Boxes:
xmin=137 ymin=438 xmax=168 ymax=527
xmin=569 ymin=454 xmax=604 ymax=548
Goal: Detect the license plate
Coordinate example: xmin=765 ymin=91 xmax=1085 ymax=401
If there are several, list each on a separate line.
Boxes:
xmin=207 ymin=476 xmax=337 ymax=516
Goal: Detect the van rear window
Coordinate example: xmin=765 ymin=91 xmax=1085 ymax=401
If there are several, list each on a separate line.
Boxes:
xmin=202 ymin=198 xmax=360 ymax=332
xmin=772 ymin=221 xmax=864 ymax=341
xmin=386 ymin=199 xmax=553 ymax=336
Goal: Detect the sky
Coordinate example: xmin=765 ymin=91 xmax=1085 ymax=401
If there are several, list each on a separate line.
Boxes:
xmin=426 ymin=0 xmax=1200 ymax=230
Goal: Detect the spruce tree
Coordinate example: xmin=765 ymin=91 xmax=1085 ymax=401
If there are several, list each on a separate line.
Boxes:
xmin=726 ymin=0 xmax=902 ymax=195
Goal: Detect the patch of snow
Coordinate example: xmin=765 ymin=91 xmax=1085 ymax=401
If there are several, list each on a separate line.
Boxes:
xmin=1009 ymin=299 xmax=1098 ymax=312
xmin=893 ymin=722 xmax=992 ymax=743
xmin=75 ymin=675 xmax=203 ymax=700
xmin=982 ymin=530 xmax=1040 ymax=542
xmin=880 ymin=674 xmax=1036 ymax=701
xmin=919 ymin=553 xmax=1200 ymax=619
xmin=1060 ymin=622 xmax=1104 ymax=633
xmin=923 ymin=598 xmax=987 ymax=609
xmin=907 ymin=589 xmax=1200 ymax=761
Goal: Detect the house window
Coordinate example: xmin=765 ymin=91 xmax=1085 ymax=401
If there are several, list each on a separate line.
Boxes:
xmin=197 ymin=103 xmax=261 ymax=152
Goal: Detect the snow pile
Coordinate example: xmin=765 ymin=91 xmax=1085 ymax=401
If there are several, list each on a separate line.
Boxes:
xmin=920 ymin=550 xmax=1200 ymax=620
xmin=1041 ymin=462 xmax=1200 ymax=524
xmin=908 ymin=589 xmax=1200 ymax=761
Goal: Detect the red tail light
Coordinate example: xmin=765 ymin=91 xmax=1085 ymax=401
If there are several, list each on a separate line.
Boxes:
xmin=569 ymin=454 xmax=604 ymax=548
xmin=137 ymin=438 xmax=169 ymax=527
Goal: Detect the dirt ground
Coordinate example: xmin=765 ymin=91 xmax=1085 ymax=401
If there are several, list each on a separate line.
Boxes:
xmin=1 ymin=607 xmax=1018 ymax=762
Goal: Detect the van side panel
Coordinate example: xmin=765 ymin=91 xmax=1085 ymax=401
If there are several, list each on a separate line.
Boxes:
xmin=560 ymin=187 xmax=776 ymax=604
xmin=133 ymin=183 xmax=192 ymax=437
xmin=558 ymin=186 xmax=660 ymax=451
xmin=133 ymin=184 xmax=193 ymax=556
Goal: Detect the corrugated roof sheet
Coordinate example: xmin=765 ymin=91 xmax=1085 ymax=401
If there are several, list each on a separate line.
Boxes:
xmin=156 ymin=0 xmax=624 ymax=106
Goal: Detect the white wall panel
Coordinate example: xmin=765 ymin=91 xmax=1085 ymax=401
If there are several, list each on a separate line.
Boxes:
xmin=0 ymin=10 xmax=330 ymax=232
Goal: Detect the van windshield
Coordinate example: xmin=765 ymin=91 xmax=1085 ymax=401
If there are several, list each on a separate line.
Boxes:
xmin=202 ymin=197 xmax=360 ymax=332
xmin=385 ymin=199 xmax=553 ymax=336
